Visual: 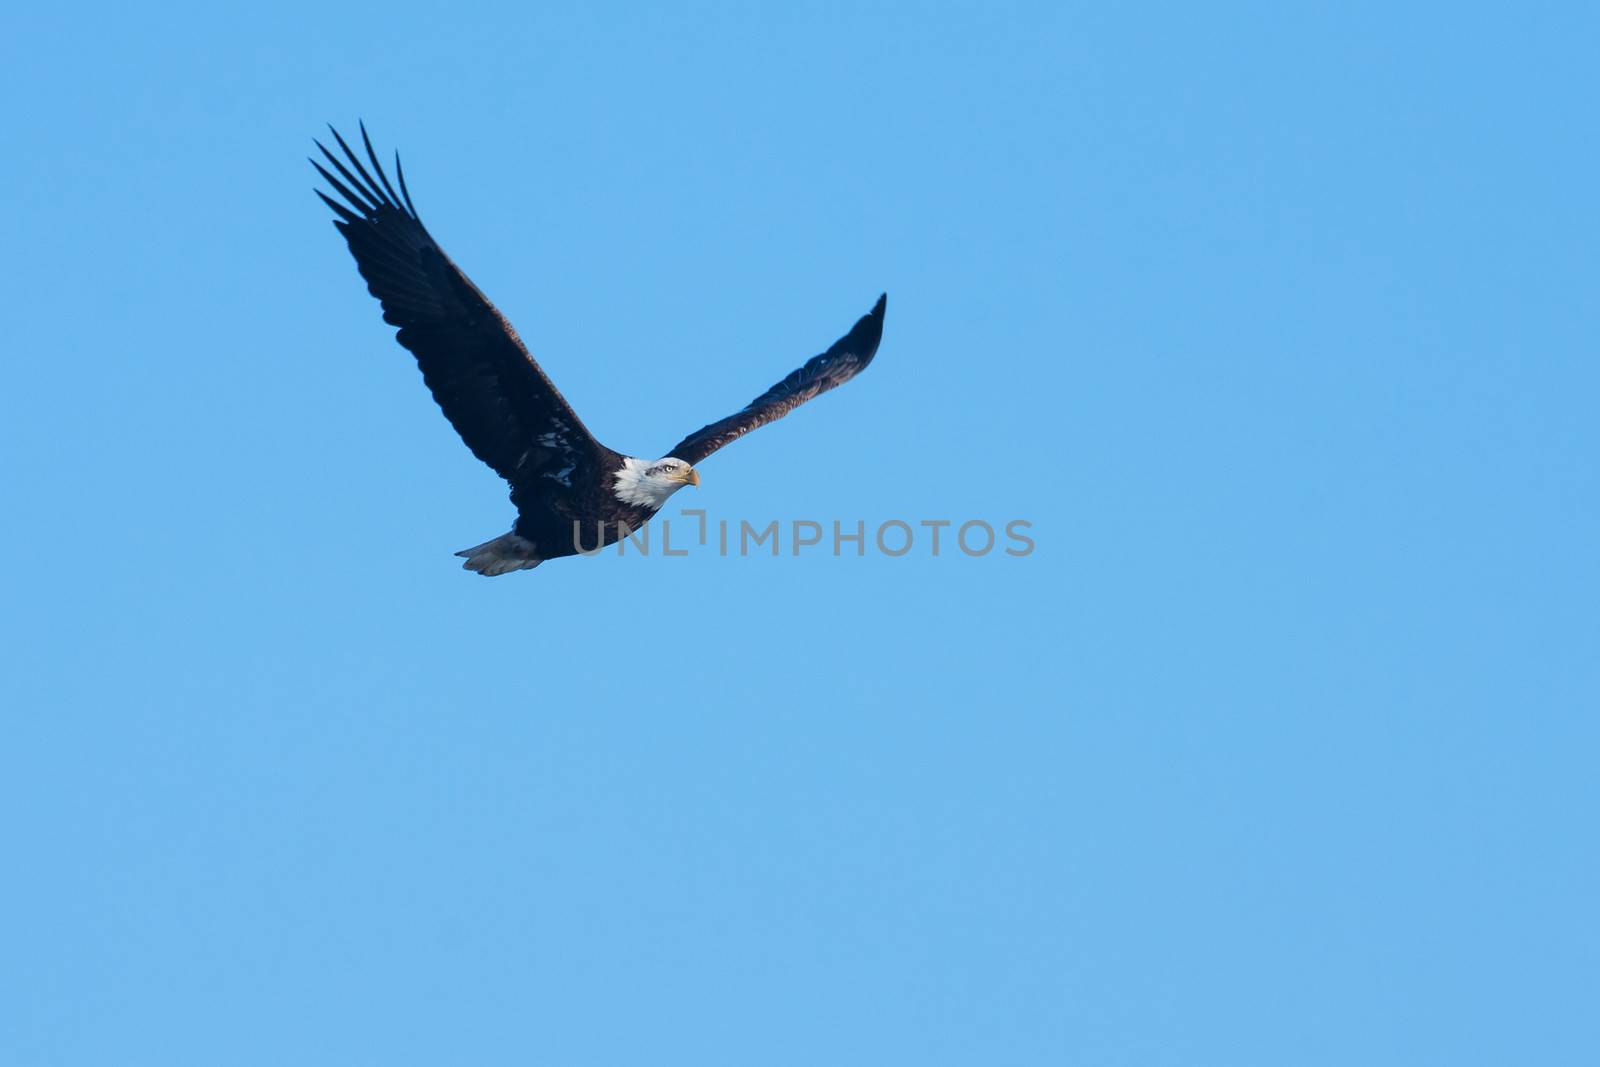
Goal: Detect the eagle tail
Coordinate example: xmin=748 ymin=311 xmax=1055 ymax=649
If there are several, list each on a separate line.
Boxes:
xmin=455 ymin=532 xmax=543 ymax=577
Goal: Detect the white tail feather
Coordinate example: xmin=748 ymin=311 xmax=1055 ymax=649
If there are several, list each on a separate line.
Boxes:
xmin=454 ymin=532 xmax=542 ymax=576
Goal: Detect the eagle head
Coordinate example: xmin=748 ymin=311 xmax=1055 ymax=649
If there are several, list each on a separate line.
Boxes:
xmin=613 ymin=456 xmax=700 ymax=508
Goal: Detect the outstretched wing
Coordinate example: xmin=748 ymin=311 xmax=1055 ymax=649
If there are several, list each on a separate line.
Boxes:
xmin=312 ymin=123 xmax=606 ymax=491
xmin=666 ymin=295 xmax=886 ymax=465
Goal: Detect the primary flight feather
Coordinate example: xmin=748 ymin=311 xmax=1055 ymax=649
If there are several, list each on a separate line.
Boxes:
xmin=312 ymin=123 xmax=886 ymax=575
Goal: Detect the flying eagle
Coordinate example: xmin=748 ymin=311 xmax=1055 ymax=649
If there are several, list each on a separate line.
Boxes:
xmin=312 ymin=125 xmax=886 ymax=575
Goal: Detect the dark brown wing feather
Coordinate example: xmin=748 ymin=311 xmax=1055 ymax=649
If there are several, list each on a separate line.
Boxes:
xmin=313 ymin=123 xmax=607 ymax=491
xmin=666 ymin=294 xmax=886 ymax=466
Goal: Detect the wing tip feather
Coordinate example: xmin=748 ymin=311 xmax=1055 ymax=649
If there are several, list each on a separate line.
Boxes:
xmin=851 ymin=292 xmax=887 ymax=352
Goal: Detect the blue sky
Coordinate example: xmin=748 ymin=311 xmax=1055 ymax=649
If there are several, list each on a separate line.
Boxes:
xmin=3 ymin=2 xmax=1596 ymax=1063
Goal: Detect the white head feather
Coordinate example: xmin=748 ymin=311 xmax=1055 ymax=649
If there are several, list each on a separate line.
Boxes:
xmin=612 ymin=456 xmax=698 ymax=508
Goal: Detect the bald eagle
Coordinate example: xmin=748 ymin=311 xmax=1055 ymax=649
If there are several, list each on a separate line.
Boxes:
xmin=312 ymin=125 xmax=886 ymax=575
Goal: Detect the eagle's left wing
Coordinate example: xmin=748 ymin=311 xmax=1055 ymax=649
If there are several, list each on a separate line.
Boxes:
xmin=665 ymin=295 xmax=886 ymax=466
xmin=311 ymin=123 xmax=609 ymax=494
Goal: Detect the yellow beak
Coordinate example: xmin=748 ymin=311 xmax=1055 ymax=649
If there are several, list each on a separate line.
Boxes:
xmin=684 ymin=468 xmax=701 ymax=487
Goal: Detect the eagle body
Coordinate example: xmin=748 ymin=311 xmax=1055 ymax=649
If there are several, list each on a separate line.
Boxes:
xmin=313 ymin=125 xmax=885 ymax=575
xmin=496 ymin=451 xmax=659 ymax=570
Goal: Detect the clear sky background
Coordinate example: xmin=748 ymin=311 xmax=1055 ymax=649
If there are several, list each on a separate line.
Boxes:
xmin=3 ymin=3 xmax=1595 ymax=1064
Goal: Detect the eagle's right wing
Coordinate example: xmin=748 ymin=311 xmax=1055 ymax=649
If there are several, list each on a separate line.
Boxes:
xmin=665 ymin=295 xmax=886 ymax=466
xmin=313 ymin=124 xmax=607 ymax=490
